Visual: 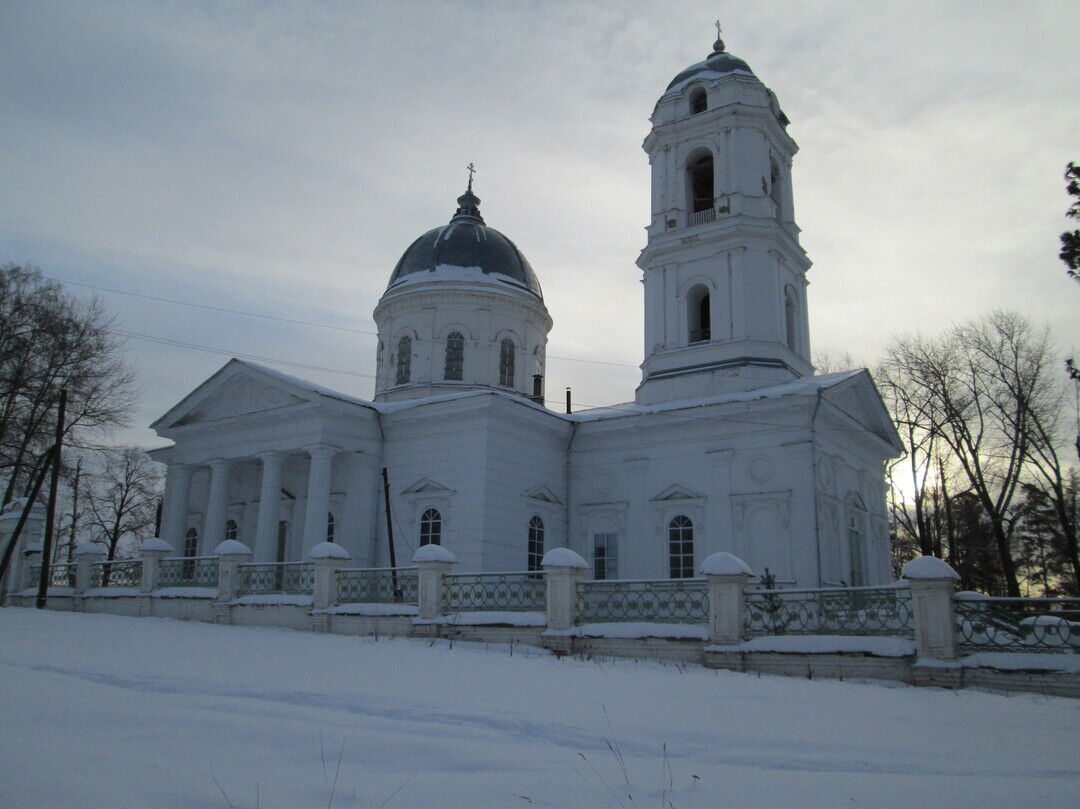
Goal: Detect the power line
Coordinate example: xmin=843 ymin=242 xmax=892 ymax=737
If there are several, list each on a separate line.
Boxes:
xmin=53 ymin=276 xmax=639 ymax=369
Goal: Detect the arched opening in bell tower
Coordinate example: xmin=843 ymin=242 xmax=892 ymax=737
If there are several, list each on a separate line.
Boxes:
xmin=687 ymin=284 xmax=711 ymax=343
xmin=688 ymin=87 xmax=707 ymax=115
xmin=685 ymin=151 xmax=715 ymax=216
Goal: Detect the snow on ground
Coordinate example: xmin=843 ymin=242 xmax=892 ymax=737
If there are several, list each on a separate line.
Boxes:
xmin=1 ymin=610 xmax=1078 ymax=809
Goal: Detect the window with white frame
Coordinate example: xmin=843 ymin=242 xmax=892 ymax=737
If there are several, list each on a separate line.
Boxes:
xmin=396 ymin=335 xmax=412 ymax=384
xmin=420 ymin=508 xmax=442 ymax=546
xmin=444 ymin=332 xmax=464 ymax=380
xmin=668 ymin=515 xmax=694 ymax=578
xmin=848 ymin=513 xmax=864 ymax=586
xmin=327 ymin=512 xmax=335 ymax=543
xmin=183 ymin=527 xmax=198 ymax=557
xmin=499 ymin=338 xmax=515 ymax=387
xmin=593 ymin=533 xmax=618 ymax=580
xmin=225 ymin=519 xmax=238 ymax=542
xmin=527 ymin=515 xmax=544 ymax=571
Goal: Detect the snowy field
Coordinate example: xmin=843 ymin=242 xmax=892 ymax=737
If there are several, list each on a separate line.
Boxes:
xmin=1 ymin=610 xmax=1078 ymax=809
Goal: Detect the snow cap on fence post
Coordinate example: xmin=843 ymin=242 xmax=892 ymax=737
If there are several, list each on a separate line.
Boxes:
xmin=413 ymin=544 xmax=456 ymax=619
xmin=542 ymin=548 xmax=589 ymax=632
xmin=700 ymin=552 xmax=753 ymax=646
xmin=73 ymin=542 xmax=107 ymax=595
xmin=309 ymin=542 xmax=350 ymax=610
xmin=138 ymin=537 xmax=174 ymax=595
xmin=902 ymin=555 xmax=960 ymax=661
xmin=213 ymin=540 xmax=253 ymax=602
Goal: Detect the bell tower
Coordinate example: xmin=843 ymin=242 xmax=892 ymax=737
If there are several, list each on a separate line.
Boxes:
xmin=636 ymin=29 xmax=813 ymax=405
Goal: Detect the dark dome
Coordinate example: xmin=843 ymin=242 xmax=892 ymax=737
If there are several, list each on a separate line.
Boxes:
xmin=666 ymin=45 xmax=755 ymax=92
xmin=387 ymin=188 xmax=543 ymax=299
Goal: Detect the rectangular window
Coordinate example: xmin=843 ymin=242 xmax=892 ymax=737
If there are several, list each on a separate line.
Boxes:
xmin=593 ymin=533 xmax=618 ymax=580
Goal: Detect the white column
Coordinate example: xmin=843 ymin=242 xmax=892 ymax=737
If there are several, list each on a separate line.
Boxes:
xmin=161 ymin=464 xmax=193 ymax=550
xmin=301 ymin=445 xmax=338 ymax=555
xmin=203 ymin=459 xmax=231 ymax=553
xmin=254 ymin=452 xmax=285 ymax=561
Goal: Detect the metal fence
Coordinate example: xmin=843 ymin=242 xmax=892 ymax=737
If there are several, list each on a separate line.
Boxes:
xmin=744 ymin=585 xmax=914 ymax=638
xmin=90 ymin=559 xmax=142 ymax=589
xmin=236 ymin=562 xmax=314 ymax=596
xmin=956 ymin=596 xmax=1080 ymax=654
xmin=576 ymin=578 xmax=710 ymax=624
xmin=158 ymin=557 xmax=219 ymax=588
xmin=336 ymin=567 xmax=418 ymax=604
xmin=26 ymin=563 xmax=77 ymax=589
xmin=444 ymin=571 xmax=546 ymax=613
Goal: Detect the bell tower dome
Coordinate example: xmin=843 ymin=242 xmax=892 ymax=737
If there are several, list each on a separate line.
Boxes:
xmin=635 ymin=28 xmax=812 ymax=405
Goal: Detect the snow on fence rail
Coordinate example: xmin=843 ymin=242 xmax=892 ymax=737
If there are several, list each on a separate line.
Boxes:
xmin=237 ymin=562 xmax=314 ymax=596
xmin=744 ymin=584 xmax=914 ymax=638
xmin=336 ymin=567 xmax=418 ymax=604
xmin=159 ymin=557 xmax=218 ymax=588
xmin=955 ymin=596 xmax=1080 ymax=654
xmin=576 ymin=578 xmax=710 ymax=625
xmin=91 ymin=559 xmax=142 ymax=588
xmin=443 ymin=571 xmax=546 ymax=612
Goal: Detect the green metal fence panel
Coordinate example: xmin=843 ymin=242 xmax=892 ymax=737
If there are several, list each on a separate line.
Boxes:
xmin=91 ymin=559 xmax=142 ymax=588
xmin=236 ymin=562 xmax=314 ymax=596
xmin=956 ymin=596 xmax=1080 ymax=654
xmin=444 ymin=572 xmax=546 ymax=612
xmin=336 ymin=567 xmax=418 ymax=604
xmin=744 ymin=585 xmax=914 ymax=638
xmin=576 ymin=578 xmax=709 ymax=624
xmin=159 ymin=557 xmax=219 ymax=588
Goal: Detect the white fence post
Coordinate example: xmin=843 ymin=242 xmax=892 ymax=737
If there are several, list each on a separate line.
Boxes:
xmin=413 ymin=544 xmax=457 ymax=620
xmin=310 ymin=542 xmax=350 ymax=610
xmin=700 ymin=552 xmax=754 ymax=645
xmin=542 ymin=548 xmax=589 ymax=631
xmin=214 ymin=540 xmax=253 ymax=602
xmin=74 ymin=543 xmax=107 ymax=595
xmin=138 ymin=538 xmax=174 ymax=595
xmin=903 ymin=555 xmax=960 ymax=661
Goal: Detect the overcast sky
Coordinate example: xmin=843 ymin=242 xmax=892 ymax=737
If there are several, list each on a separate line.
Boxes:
xmin=2 ymin=0 xmax=1077 ymax=449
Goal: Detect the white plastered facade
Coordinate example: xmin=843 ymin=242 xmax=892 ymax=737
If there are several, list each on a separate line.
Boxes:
xmin=149 ymin=40 xmax=903 ymax=587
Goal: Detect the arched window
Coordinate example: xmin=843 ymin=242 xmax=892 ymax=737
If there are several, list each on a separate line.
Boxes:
xmin=687 ymin=284 xmax=710 ymax=343
xmin=182 ymin=528 xmax=198 ymax=579
xmin=419 ymin=508 xmax=442 ymax=546
xmin=784 ymin=285 xmax=799 ymax=353
xmin=668 ymin=515 xmax=694 ymax=579
xmin=499 ymin=338 xmax=515 ymax=387
xmin=527 ymin=515 xmax=544 ymax=572
xmin=687 ymin=153 xmax=714 ymax=214
xmin=326 ymin=512 xmax=335 ymax=543
xmin=444 ymin=332 xmax=464 ymax=381
xmin=770 ymin=158 xmax=783 ymax=217
xmin=689 ymin=87 xmax=707 ymax=115
xmin=183 ymin=527 xmax=198 ymax=558
xmin=395 ymin=335 xmax=412 ymax=384
xmin=225 ymin=519 xmax=238 ymax=542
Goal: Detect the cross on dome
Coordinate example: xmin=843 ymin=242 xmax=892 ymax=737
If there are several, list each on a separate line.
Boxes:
xmin=466 ymin=162 xmax=476 ymax=192
xmin=712 ymin=19 xmax=725 ymax=53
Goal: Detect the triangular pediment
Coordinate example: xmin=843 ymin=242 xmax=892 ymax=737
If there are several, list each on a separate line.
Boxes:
xmin=173 ymin=375 xmax=308 ymax=426
xmin=823 ymin=371 xmax=904 ymax=454
xmin=522 ymin=485 xmax=562 ymax=504
xmin=650 ymin=484 xmax=705 ymax=502
xmin=401 ymin=477 xmax=452 ymax=495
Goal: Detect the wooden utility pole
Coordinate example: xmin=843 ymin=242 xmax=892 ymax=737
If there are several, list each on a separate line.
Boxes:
xmin=66 ymin=458 xmax=82 ymax=565
xmin=381 ymin=467 xmax=401 ymax=599
xmin=37 ymin=388 xmax=67 ymax=609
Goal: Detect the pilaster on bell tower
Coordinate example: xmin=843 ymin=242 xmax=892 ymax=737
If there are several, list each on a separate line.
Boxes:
xmin=635 ymin=27 xmax=813 ymax=405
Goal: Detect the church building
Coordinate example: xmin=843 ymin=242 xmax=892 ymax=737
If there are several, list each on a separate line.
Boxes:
xmin=149 ymin=33 xmax=903 ymax=587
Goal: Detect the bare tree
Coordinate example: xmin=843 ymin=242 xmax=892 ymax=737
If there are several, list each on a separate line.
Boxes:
xmin=84 ymin=448 xmax=162 ymax=561
xmin=0 ymin=265 xmax=137 ymax=505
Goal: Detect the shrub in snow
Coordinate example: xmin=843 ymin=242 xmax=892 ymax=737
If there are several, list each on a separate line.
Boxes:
xmin=901 ymin=555 xmax=959 ymax=581
xmin=412 ymin=544 xmax=456 ymax=564
xmin=308 ymin=541 xmax=349 ymax=560
xmin=213 ymin=539 xmax=252 ymax=556
xmin=139 ymin=537 xmax=174 ymax=553
xmin=540 ymin=547 xmax=588 ymax=569
xmin=699 ymin=551 xmax=752 ymax=577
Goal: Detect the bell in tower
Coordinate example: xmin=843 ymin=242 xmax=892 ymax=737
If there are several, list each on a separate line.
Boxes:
xmin=635 ymin=27 xmax=813 ymax=405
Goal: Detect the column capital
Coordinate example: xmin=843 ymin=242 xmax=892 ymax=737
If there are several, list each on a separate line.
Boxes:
xmin=257 ymin=450 xmax=286 ymax=464
xmin=207 ymin=458 xmax=232 ymax=471
xmin=303 ymin=444 xmax=340 ymax=461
